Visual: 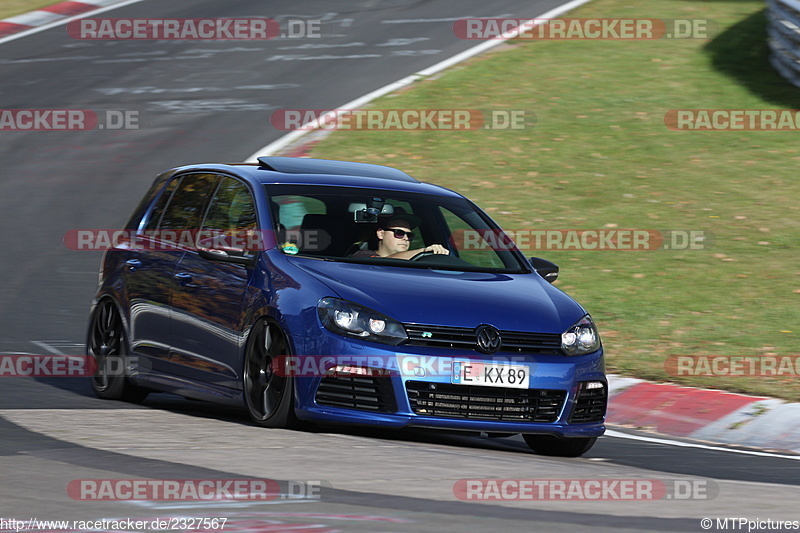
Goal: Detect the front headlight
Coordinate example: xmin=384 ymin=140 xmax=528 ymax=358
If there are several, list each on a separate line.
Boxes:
xmin=318 ymin=297 xmax=407 ymax=346
xmin=561 ymin=315 xmax=601 ymax=356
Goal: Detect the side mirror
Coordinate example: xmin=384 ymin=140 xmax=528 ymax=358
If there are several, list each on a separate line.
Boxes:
xmin=529 ymin=257 xmax=559 ymax=283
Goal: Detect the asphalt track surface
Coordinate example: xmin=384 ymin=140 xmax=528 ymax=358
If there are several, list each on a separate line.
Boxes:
xmin=0 ymin=1 xmax=798 ymax=532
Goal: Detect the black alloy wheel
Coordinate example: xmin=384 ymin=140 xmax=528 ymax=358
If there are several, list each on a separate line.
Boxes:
xmin=243 ymin=320 xmax=299 ymax=428
xmin=88 ymin=299 xmax=148 ymax=402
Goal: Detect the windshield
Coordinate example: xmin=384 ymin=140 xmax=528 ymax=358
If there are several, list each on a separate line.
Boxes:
xmin=265 ymin=184 xmax=530 ymax=274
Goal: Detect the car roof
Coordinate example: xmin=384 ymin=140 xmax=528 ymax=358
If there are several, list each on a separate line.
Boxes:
xmin=257 ymin=156 xmax=418 ymax=182
xmin=170 ymin=157 xmax=463 ymax=198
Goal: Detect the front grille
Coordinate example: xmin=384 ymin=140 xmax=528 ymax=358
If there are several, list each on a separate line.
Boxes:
xmin=569 ymin=382 xmax=607 ymax=423
xmin=406 ymin=381 xmax=566 ymax=423
xmin=315 ymin=373 xmax=396 ymax=413
xmin=404 ymin=324 xmax=561 ymax=355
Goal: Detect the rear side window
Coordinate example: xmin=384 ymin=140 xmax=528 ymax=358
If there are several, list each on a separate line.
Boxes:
xmin=202 ymin=177 xmax=257 ymax=231
xmin=271 ymin=195 xmax=325 ymax=230
xmin=158 ymin=174 xmax=219 ymax=231
xmin=143 ymin=178 xmax=179 ymax=231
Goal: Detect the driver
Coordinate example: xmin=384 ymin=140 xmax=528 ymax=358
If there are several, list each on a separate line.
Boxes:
xmin=352 ymin=214 xmax=449 ymax=259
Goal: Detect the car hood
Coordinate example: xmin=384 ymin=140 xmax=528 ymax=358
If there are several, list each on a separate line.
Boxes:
xmin=290 ymin=259 xmax=586 ymax=333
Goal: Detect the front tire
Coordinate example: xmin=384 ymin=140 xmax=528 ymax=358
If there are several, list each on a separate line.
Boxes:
xmin=243 ymin=320 xmax=299 ymax=428
xmin=523 ymin=435 xmax=597 ymax=457
xmin=87 ymin=299 xmax=148 ymax=403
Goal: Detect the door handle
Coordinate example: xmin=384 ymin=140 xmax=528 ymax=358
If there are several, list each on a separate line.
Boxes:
xmin=174 ymin=272 xmax=194 ymax=287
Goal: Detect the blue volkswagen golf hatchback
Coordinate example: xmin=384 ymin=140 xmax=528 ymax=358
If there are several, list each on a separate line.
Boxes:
xmin=87 ymin=156 xmax=606 ymax=456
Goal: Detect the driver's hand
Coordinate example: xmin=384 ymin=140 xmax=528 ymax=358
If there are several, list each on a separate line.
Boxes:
xmin=424 ymin=244 xmax=449 ymax=255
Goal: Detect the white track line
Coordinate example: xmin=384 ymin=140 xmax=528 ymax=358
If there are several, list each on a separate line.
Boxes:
xmin=30 ymin=340 xmax=65 ymax=356
xmin=604 ymin=429 xmax=800 ymax=460
xmin=245 ymin=0 xmax=596 ymax=160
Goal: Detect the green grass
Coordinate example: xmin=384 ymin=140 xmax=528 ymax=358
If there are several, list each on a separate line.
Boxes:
xmin=308 ymin=0 xmax=800 ymax=400
xmin=0 ymin=0 xmax=58 ymax=20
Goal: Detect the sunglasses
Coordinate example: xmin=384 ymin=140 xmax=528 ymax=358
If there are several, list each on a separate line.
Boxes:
xmin=384 ymin=227 xmax=415 ymax=240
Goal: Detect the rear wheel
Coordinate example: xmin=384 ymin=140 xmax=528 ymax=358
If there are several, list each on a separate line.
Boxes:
xmin=243 ymin=320 xmax=299 ymax=428
xmin=523 ymin=435 xmax=597 ymax=457
xmin=87 ymin=299 xmax=148 ymax=403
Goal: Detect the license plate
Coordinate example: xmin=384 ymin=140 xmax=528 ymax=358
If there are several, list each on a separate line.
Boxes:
xmin=451 ymin=361 xmax=529 ymax=389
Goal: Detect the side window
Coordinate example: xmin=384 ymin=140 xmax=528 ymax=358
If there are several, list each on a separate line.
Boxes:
xmin=143 ymin=178 xmax=179 ymax=231
xmin=202 ymin=177 xmax=257 ymax=231
xmin=272 ymin=195 xmax=325 ymax=230
xmin=158 ymin=174 xmax=219 ymax=231
xmin=440 ymin=207 xmax=506 ymax=268
xmin=274 ymin=195 xmax=327 ymax=254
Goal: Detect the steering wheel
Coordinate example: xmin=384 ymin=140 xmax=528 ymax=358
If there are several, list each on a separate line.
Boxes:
xmin=410 ymin=250 xmax=436 ymax=261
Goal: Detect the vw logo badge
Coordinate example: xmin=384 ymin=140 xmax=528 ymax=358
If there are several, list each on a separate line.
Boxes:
xmin=475 ymin=325 xmax=502 ymax=354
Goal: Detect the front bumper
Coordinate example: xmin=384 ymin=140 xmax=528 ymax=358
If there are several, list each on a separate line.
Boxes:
xmin=290 ymin=333 xmax=606 ymax=438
